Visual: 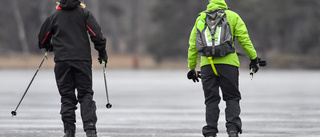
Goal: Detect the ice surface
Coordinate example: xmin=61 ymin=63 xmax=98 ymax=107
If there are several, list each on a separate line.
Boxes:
xmin=1 ymin=69 xmax=320 ymax=137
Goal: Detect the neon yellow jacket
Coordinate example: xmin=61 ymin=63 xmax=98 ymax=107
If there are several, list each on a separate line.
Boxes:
xmin=188 ymin=0 xmax=257 ymax=69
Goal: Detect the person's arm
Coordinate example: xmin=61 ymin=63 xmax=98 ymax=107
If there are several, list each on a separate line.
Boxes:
xmin=85 ymin=9 xmax=108 ymax=63
xmin=38 ymin=17 xmax=53 ymax=51
xmin=234 ymin=14 xmax=257 ymax=60
xmin=233 ymin=13 xmax=261 ymax=72
xmin=188 ymin=18 xmax=200 ymax=69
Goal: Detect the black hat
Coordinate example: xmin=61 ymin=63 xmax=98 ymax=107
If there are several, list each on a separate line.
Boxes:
xmin=59 ymin=0 xmax=81 ymax=10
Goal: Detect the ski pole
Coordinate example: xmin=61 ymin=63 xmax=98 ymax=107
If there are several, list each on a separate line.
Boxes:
xmin=250 ymin=68 xmax=254 ymax=80
xmin=11 ymin=52 xmax=48 ymax=117
xmin=102 ymin=61 xmax=112 ymax=109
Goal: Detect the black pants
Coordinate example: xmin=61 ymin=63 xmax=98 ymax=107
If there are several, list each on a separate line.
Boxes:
xmin=54 ymin=61 xmax=97 ymax=132
xmin=201 ymin=64 xmax=242 ymax=136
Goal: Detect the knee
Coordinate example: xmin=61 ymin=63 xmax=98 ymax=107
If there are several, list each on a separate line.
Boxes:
xmin=78 ymin=92 xmax=93 ymax=103
xmin=205 ymin=96 xmax=221 ymax=107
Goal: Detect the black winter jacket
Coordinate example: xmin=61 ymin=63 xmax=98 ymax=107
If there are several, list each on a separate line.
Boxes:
xmin=38 ymin=1 xmax=106 ymax=62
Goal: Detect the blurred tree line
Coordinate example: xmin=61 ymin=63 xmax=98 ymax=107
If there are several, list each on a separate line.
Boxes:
xmin=0 ymin=0 xmax=319 ymax=68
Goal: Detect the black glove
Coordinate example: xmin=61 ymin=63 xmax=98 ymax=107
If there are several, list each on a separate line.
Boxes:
xmin=45 ymin=45 xmax=53 ymax=52
xmin=98 ymin=50 xmax=108 ymax=65
xmin=187 ymin=69 xmax=200 ymax=83
xmin=40 ymin=43 xmax=53 ymax=52
xmin=249 ymin=57 xmax=260 ymax=73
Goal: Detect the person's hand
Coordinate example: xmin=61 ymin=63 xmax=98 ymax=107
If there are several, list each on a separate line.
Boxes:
xmin=42 ymin=43 xmax=53 ymax=52
xmin=98 ymin=51 xmax=108 ymax=68
xmin=187 ymin=69 xmax=200 ymax=83
xmin=98 ymin=55 xmax=108 ymax=63
xmin=249 ymin=57 xmax=260 ymax=73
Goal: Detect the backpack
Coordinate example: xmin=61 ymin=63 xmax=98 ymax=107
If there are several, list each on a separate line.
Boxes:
xmin=196 ymin=9 xmax=235 ymax=57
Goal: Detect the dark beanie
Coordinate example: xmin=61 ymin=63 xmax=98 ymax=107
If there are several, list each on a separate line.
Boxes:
xmin=59 ymin=0 xmax=81 ymax=10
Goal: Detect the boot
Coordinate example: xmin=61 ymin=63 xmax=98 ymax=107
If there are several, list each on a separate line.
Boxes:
xmin=64 ymin=130 xmax=75 ymax=137
xmin=228 ymin=131 xmax=239 ymax=137
xmin=86 ymin=130 xmax=97 ymax=137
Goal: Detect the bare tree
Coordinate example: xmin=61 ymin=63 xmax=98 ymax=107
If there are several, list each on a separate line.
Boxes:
xmin=126 ymin=0 xmax=139 ymax=53
xmin=39 ymin=0 xmax=49 ymax=22
xmin=107 ymin=1 xmax=123 ymax=53
xmin=90 ymin=0 xmax=100 ymax=22
xmin=11 ymin=0 xmax=29 ymax=55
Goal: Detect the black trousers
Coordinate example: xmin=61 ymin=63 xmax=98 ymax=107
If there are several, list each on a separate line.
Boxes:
xmin=201 ymin=64 xmax=242 ymax=136
xmin=54 ymin=61 xmax=97 ymax=132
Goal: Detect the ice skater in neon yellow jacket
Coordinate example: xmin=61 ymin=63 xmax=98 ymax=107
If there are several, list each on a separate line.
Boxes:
xmin=187 ymin=0 xmax=261 ymax=137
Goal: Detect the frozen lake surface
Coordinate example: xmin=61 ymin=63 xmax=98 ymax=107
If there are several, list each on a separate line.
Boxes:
xmin=1 ymin=69 xmax=320 ymax=137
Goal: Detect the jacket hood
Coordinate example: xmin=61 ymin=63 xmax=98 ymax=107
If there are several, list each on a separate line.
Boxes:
xmin=59 ymin=0 xmax=80 ymax=10
xmin=206 ymin=0 xmax=228 ymax=11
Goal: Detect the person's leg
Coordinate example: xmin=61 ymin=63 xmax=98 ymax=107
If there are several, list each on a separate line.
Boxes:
xmin=201 ymin=65 xmax=221 ymax=137
xmin=55 ymin=61 xmax=78 ymax=134
xmin=73 ymin=61 xmax=97 ymax=133
xmin=217 ymin=65 xmax=242 ymax=134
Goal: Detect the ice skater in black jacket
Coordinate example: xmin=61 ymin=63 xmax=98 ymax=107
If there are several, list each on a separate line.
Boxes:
xmin=38 ymin=0 xmax=107 ymax=137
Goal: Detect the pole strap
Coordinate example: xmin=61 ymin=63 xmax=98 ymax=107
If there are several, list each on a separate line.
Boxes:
xmin=208 ymin=57 xmax=219 ymax=76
